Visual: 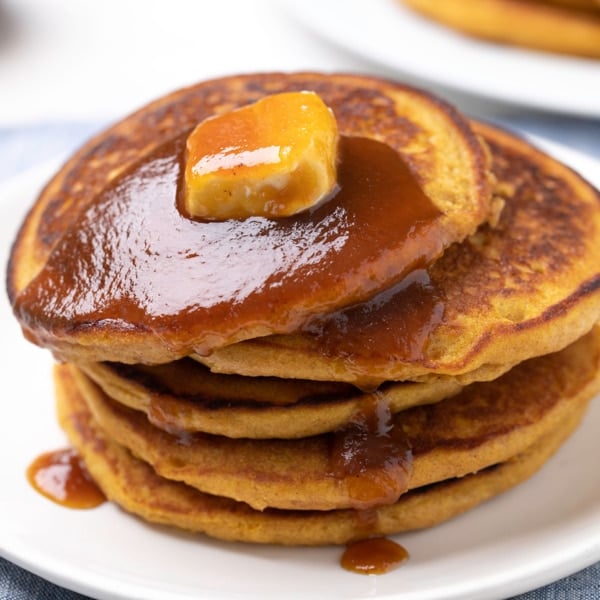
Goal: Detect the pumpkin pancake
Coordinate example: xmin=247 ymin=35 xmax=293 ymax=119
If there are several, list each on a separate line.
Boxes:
xmin=542 ymin=0 xmax=600 ymax=10
xmin=7 ymin=73 xmax=493 ymax=365
xmin=55 ymin=361 xmax=592 ymax=545
xmin=400 ymin=0 xmax=600 ymax=59
xmin=65 ymin=326 xmax=600 ymax=511
xmin=201 ymin=122 xmax=600 ymax=388
xmin=78 ymin=359 xmax=465 ymax=439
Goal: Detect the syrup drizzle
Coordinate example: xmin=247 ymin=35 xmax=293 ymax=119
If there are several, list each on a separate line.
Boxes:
xmin=306 ymin=268 xmax=445 ymax=367
xmin=330 ymin=394 xmax=413 ymax=510
xmin=15 ymin=135 xmax=445 ymax=358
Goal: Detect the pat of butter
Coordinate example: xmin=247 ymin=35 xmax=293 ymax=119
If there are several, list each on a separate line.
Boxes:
xmin=183 ymin=91 xmax=339 ymax=220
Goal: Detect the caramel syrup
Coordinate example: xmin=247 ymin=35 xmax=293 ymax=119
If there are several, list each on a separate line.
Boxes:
xmin=305 ymin=268 xmax=445 ymax=367
xmin=15 ymin=135 xmax=446 ymax=357
xmin=27 ymin=448 xmax=106 ymax=509
xmin=330 ymin=394 xmax=413 ymax=510
xmin=341 ymin=537 xmax=409 ymax=575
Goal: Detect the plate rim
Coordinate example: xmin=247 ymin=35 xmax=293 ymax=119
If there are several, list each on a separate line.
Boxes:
xmin=283 ymin=0 xmax=600 ymax=118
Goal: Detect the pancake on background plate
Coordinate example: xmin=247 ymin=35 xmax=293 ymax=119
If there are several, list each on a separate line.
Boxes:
xmin=400 ymin=0 xmax=600 ymax=59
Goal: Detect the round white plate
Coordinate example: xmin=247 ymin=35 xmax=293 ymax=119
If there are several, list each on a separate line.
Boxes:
xmin=284 ymin=0 xmax=600 ymax=117
xmin=1 ymin=138 xmax=600 ymax=600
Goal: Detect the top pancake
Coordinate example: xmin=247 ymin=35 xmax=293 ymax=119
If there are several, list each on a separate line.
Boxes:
xmin=400 ymin=0 xmax=600 ymax=59
xmin=7 ymin=73 xmax=493 ymax=365
xmin=201 ymin=122 xmax=600 ymax=387
xmin=542 ymin=0 xmax=600 ymax=10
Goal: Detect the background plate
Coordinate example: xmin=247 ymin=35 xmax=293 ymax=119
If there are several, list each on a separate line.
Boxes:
xmin=2 ymin=137 xmax=600 ymax=600
xmin=284 ymin=0 xmax=600 ymax=117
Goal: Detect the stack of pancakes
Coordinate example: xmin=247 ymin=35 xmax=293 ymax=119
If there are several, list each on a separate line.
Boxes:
xmin=400 ymin=0 xmax=600 ymax=59
xmin=7 ymin=73 xmax=600 ymax=545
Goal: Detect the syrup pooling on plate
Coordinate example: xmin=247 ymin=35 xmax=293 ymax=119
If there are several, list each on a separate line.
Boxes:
xmin=27 ymin=448 xmax=106 ymax=509
xmin=341 ymin=537 xmax=410 ymax=575
xmin=14 ymin=134 xmax=445 ymax=357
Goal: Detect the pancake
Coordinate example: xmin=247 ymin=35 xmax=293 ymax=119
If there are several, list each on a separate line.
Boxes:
xmin=7 ymin=73 xmax=494 ymax=365
xmin=65 ymin=325 xmax=600 ymax=511
xmin=78 ymin=359 xmax=465 ymax=439
xmin=55 ymin=361 xmax=592 ymax=545
xmin=542 ymin=0 xmax=600 ymax=10
xmin=200 ymin=122 xmax=600 ymax=388
xmin=400 ymin=0 xmax=600 ymax=59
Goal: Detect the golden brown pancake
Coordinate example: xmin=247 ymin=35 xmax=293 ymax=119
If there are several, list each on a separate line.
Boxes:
xmin=7 ymin=73 xmax=493 ymax=365
xmin=78 ymin=359 xmax=465 ymax=439
xmin=201 ymin=122 xmax=600 ymax=388
xmin=542 ymin=0 xmax=600 ymax=10
xmin=400 ymin=0 xmax=600 ymax=58
xmin=65 ymin=325 xmax=600 ymax=511
xmin=55 ymin=361 xmax=592 ymax=545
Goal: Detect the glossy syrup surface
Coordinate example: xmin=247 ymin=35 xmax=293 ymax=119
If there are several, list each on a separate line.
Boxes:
xmin=27 ymin=448 xmax=106 ymax=509
xmin=305 ymin=268 xmax=445 ymax=367
xmin=341 ymin=537 xmax=410 ymax=575
xmin=16 ymin=134 xmax=444 ymax=355
xmin=330 ymin=394 xmax=413 ymax=510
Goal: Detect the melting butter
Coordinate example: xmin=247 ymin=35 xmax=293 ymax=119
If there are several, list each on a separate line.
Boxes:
xmin=183 ymin=91 xmax=338 ymax=220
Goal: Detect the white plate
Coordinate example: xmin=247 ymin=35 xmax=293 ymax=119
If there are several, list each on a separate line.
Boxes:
xmin=1 ymin=138 xmax=600 ymax=600
xmin=284 ymin=0 xmax=600 ymax=117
